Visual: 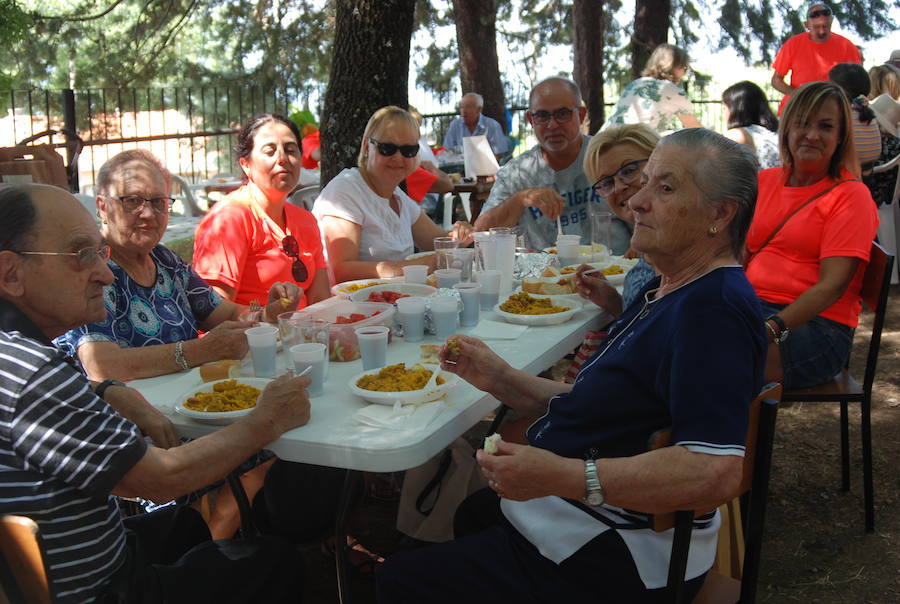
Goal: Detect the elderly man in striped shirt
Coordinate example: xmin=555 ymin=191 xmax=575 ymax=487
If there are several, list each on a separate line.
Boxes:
xmin=0 ymin=183 xmax=310 ymax=602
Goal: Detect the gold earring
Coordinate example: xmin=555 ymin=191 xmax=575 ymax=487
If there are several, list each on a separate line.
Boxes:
xmin=708 ymin=225 xmax=718 ymax=235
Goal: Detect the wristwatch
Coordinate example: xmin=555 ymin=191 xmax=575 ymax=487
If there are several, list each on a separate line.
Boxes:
xmin=95 ymin=379 xmax=126 ymax=399
xmin=583 ymin=459 xmax=605 ymax=506
xmin=767 ymin=314 xmax=790 ymax=345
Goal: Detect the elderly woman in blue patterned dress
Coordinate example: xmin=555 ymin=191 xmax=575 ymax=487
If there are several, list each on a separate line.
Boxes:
xmin=60 ymin=149 xmax=300 ymax=382
xmin=59 ymin=149 xmax=300 ymax=539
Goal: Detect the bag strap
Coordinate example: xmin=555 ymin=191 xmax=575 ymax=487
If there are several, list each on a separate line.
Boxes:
xmin=415 ymin=448 xmax=453 ymax=517
xmin=746 ymin=178 xmax=858 ymax=266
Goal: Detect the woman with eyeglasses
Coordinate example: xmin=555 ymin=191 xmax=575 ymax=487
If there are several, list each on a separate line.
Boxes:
xmin=192 ymin=113 xmax=330 ymax=308
xmin=721 ymin=81 xmax=781 ymax=170
xmin=602 ymin=44 xmax=703 ymax=135
xmin=313 ymin=105 xmax=474 ymax=283
xmin=579 ymin=124 xmax=660 ymax=315
xmin=59 ymin=148 xmax=305 ymax=539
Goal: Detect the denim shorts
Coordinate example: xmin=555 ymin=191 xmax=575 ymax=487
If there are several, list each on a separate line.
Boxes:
xmin=760 ymin=301 xmax=854 ymax=389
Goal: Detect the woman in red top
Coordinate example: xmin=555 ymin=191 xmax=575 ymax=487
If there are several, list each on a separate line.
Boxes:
xmin=746 ymin=82 xmax=879 ymax=388
xmin=193 ymin=114 xmax=330 ymax=308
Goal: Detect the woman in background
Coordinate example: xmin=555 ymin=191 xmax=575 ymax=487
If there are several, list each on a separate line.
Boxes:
xmin=602 ymin=44 xmax=703 ymax=134
xmin=829 ymin=63 xmax=882 ymax=170
xmin=722 ymin=80 xmax=780 ymax=170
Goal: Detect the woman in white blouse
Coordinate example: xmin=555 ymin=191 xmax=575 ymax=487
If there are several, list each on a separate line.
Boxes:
xmin=313 ymin=106 xmax=473 ymax=283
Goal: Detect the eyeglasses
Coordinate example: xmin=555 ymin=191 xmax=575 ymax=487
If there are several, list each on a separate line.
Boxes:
xmin=529 ymin=107 xmax=579 ymax=125
xmin=17 ymin=245 xmax=111 ymax=268
xmin=281 ymin=235 xmax=309 ymax=282
xmin=106 ymin=195 xmax=173 ymax=214
xmin=369 ymin=138 xmax=419 ymax=159
xmin=591 ymin=159 xmax=648 ymax=198
xmin=808 ymin=8 xmax=832 ymax=18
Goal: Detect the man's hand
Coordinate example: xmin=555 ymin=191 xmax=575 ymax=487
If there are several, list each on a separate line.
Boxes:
xmin=517 ymin=188 xmax=565 ymax=220
xmin=449 ymin=221 xmax=475 ymax=246
xmin=198 ymin=320 xmax=253 ymax=362
xmin=250 ymin=372 xmax=312 ymax=434
xmin=266 ymin=281 xmax=302 ymax=321
xmin=102 ymin=385 xmax=180 ymax=449
xmin=477 ymin=440 xmax=583 ymax=501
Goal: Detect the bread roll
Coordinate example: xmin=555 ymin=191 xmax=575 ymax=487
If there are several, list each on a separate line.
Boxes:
xmin=483 ymin=433 xmax=501 ymax=454
xmin=199 ymin=360 xmax=241 ymax=382
xmin=521 ymin=278 xmax=543 ymax=294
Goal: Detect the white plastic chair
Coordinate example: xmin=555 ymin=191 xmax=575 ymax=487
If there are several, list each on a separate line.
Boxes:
xmin=170 ymin=174 xmax=206 ymax=217
xmin=287 ymin=185 xmax=321 ymax=211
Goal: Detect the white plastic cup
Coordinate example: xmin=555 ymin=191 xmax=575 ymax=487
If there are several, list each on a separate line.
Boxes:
xmin=290 ymin=343 xmax=326 ymax=397
xmin=492 ymin=231 xmax=516 ymax=293
xmin=355 ymin=325 xmax=390 ymax=371
xmin=277 ymin=311 xmax=304 ymax=369
xmin=430 ymin=297 xmax=459 ymax=339
xmin=557 ymin=242 xmax=580 ymax=268
xmin=556 ymin=234 xmax=581 ymax=245
xmin=296 ymin=316 xmax=330 ymax=377
xmin=473 ymin=231 xmax=496 ymax=271
xmin=246 ymin=325 xmax=278 ymax=378
xmin=403 ymin=264 xmax=429 ymax=284
xmin=590 ymin=212 xmax=613 ymax=259
xmin=474 ymin=269 xmax=502 ymax=310
xmin=454 ymin=282 xmax=482 ymax=326
xmin=396 ymin=296 xmax=426 ymax=342
xmin=434 ymin=268 xmax=462 ymax=288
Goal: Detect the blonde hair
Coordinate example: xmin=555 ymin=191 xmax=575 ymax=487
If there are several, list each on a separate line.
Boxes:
xmin=641 ymin=44 xmax=690 ymax=82
xmin=357 ymin=106 xmax=421 ymax=175
xmin=779 ymin=82 xmax=859 ymax=179
xmin=868 ymin=65 xmax=900 ymax=100
xmin=583 ymin=124 xmax=660 ymax=181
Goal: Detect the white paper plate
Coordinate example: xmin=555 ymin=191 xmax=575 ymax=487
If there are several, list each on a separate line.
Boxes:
xmin=405 ymin=251 xmax=436 ymax=261
xmin=348 ymin=283 xmax=437 ymax=303
xmin=562 ymin=257 xmax=640 ymax=287
xmin=175 ymin=378 xmax=271 ymax=424
xmin=331 ymin=277 xmax=403 ymax=298
xmin=493 ymin=296 xmax=581 ymax=326
xmin=349 ymin=364 xmax=458 ymax=405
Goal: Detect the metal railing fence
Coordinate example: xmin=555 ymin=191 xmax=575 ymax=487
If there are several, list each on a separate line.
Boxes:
xmin=1 ymin=85 xmax=776 ymax=192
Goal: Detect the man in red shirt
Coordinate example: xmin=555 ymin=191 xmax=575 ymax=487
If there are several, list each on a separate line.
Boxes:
xmin=770 ymin=2 xmax=861 ymax=114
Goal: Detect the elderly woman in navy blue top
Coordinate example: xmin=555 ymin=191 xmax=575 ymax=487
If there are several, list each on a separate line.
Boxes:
xmin=377 ymin=129 xmax=767 ymax=604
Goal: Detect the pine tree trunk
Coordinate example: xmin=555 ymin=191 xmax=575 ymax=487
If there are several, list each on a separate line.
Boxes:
xmin=573 ymin=0 xmax=605 ymax=134
xmin=452 ymin=0 xmax=507 ymax=133
xmin=320 ymin=0 xmax=416 ymax=187
xmin=631 ymin=0 xmax=671 ymax=80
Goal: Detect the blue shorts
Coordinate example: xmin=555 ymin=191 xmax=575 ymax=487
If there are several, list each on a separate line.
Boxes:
xmin=760 ymin=301 xmax=853 ymax=389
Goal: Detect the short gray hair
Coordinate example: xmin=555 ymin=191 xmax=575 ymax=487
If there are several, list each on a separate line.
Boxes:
xmin=529 ymin=77 xmax=583 ymax=109
xmin=462 ymin=93 xmax=484 ymax=108
xmin=658 ymin=129 xmax=758 ymax=258
xmin=96 ymin=149 xmax=172 ymax=196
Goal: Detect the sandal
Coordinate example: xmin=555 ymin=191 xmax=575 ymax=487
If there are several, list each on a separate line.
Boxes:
xmin=320 ymin=536 xmax=385 ymax=578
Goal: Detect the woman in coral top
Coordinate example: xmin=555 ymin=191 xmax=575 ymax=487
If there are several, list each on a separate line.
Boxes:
xmin=746 ymin=82 xmax=879 ymax=388
xmin=193 ymin=113 xmax=330 ymax=308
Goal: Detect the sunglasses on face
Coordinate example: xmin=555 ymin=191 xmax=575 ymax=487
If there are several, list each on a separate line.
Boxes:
xmin=369 ymin=138 xmax=419 ymax=158
xmin=591 ymin=159 xmax=648 ymax=198
xmin=106 ymin=195 xmax=173 ymax=214
xmin=529 ymin=107 xmax=578 ymax=125
xmin=281 ymin=235 xmax=309 ymax=282
xmin=17 ymin=245 xmax=111 ymax=269
xmin=807 ymin=8 xmax=832 ymax=18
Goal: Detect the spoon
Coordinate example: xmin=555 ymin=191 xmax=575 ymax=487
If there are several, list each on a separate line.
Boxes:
xmin=423 ymin=365 xmax=441 ymax=391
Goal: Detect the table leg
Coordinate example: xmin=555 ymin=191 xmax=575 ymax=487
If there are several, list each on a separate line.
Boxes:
xmin=334 ymin=469 xmax=358 ymax=604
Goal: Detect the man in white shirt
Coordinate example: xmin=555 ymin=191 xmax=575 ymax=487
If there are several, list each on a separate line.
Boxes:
xmin=443 ymin=93 xmax=509 ymax=159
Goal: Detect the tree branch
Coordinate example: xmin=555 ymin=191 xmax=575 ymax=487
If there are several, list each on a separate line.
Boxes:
xmin=32 ymin=0 xmax=125 ymax=23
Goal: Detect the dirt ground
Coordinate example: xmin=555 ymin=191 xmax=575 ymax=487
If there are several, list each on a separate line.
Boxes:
xmin=301 ymin=285 xmax=900 ymax=603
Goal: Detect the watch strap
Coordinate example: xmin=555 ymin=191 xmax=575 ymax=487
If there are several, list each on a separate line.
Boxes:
xmin=95 ymin=379 xmax=126 ymax=399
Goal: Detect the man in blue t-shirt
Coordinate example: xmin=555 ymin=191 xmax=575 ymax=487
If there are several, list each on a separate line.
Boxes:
xmin=443 ymin=92 xmax=509 ymax=159
xmin=474 ymin=77 xmax=621 ymax=252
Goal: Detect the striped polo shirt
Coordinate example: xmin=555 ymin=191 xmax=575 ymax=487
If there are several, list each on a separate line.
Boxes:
xmin=0 ymin=299 xmax=146 ymax=603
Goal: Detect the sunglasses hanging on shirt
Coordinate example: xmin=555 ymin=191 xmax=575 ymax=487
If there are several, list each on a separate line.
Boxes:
xmin=282 ymin=235 xmax=309 ymax=283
